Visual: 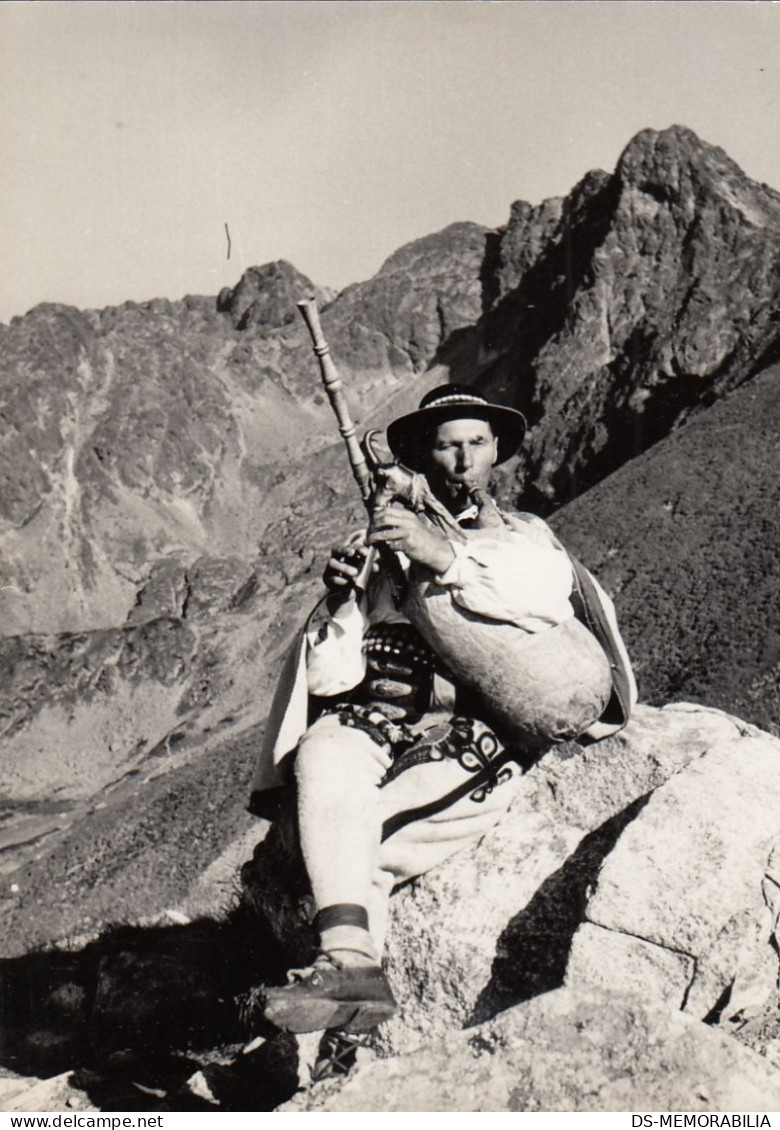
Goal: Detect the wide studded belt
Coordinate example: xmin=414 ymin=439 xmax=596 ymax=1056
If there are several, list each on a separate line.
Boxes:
xmin=347 ymin=622 xmax=439 ymax=721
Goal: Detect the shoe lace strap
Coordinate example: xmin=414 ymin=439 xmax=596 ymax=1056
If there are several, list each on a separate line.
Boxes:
xmin=285 ymin=952 xmax=342 ymax=984
xmin=310 ymin=1029 xmax=372 ymax=1083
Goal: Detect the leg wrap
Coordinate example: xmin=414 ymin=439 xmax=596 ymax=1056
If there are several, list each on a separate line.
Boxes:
xmin=315 ymin=904 xmax=370 ymax=934
xmin=315 ymin=903 xmax=377 ymax=962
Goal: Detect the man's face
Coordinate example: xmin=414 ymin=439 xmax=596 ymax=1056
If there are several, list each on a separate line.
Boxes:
xmin=423 ymin=418 xmax=498 ymax=509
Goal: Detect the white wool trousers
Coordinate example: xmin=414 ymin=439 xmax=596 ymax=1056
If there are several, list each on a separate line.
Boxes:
xmin=294 ymin=712 xmax=522 ymax=961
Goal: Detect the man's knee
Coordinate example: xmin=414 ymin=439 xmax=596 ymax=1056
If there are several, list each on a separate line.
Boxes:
xmin=295 ymin=714 xmax=391 ymax=791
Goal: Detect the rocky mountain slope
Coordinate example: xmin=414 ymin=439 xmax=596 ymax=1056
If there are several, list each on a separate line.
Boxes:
xmin=479 ymin=126 xmax=780 ymax=510
xmin=3 ymin=126 xmax=777 ymax=639
xmin=0 ymin=124 xmax=778 ymax=1110
xmin=553 ymin=361 xmax=780 ymax=734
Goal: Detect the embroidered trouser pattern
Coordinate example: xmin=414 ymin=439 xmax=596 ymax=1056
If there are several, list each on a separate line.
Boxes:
xmin=294 ymin=711 xmax=520 ymax=960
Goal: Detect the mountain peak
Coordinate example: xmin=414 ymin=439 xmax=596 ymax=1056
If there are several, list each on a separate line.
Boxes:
xmin=375 ymin=221 xmax=489 ymax=279
xmin=618 ymin=124 xmax=726 ymax=173
xmin=217 ymin=260 xmax=334 ymax=330
xmin=617 ymin=125 xmax=780 ymax=218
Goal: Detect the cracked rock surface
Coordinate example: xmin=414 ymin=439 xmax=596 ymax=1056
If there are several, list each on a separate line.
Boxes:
xmin=369 ymin=705 xmax=780 ymax=1055
xmin=566 ymin=716 xmax=780 ymax=1018
xmin=285 ymin=988 xmax=780 ymax=1113
xmin=275 ymin=706 xmax=780 ymax=1112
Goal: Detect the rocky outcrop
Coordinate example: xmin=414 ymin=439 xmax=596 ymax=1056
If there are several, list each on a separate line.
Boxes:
xmin=477 ymin=126 xmax=780 ymax=510
xmin=566 ymin=726 xmax=780 ymax=1017
xmin=0 ymin=1070 xmax=97 ymax=1114
xmin=262 ymin=703 xmax=780 ymax=1112
xmin=319 ymin=222 xmax=489 ymax=380
xmin=236 ymin=705 xmax=780 ymax=1089
xmin=216 ymin=260 xmax=334 ymax=330
xmin=368 ymin=705 xmax=780 ymax=1054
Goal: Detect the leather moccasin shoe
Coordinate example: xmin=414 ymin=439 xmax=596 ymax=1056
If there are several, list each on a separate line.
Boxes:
xmin=262 ymin=955 xmax=396 ymax=1034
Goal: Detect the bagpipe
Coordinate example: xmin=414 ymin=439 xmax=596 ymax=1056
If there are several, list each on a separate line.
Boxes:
xmin=297 ymin=299 xmax=628 ymax=750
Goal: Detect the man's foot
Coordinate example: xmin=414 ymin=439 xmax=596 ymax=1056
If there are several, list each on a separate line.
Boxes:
xmin=261 ymin=954 xmax=396 ymax=1034
xmin=310 ymin=1028 xmax=373 ymax=1083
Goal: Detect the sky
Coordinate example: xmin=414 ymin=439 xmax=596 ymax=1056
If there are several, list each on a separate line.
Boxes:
xmin=1 ymin=0 xmax=778 ymax=324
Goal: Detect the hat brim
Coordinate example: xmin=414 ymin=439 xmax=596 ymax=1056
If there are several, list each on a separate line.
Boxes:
xmin=387 ymin=401 xmax=526 ymax=469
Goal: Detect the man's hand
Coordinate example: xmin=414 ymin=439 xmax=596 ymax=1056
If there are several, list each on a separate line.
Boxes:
xmin=323 ymin=540 xmax=376 ymax=597
xmin=368 ymin=504 xmax=455 ymax=573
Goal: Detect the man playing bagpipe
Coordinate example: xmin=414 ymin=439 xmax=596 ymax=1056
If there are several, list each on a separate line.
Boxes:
xmin=249 ymin=381 xmax=636 ymax=1045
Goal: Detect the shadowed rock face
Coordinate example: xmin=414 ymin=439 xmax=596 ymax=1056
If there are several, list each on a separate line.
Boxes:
xmin=551 ymin=362 xmax=780 ymax=734
xmin=477 ymin=126 xmax=780 ymax=510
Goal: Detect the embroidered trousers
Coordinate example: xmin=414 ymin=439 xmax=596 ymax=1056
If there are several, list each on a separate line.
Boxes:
xmin=294 ymin=712 xmax=522 ymax=960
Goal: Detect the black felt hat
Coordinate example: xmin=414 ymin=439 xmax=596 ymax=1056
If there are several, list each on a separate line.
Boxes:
xmin=386 ymin=384 xmax=527 ymax=469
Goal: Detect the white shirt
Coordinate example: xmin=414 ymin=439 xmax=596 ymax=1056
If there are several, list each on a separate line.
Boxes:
xmin=305 ymin=510 xmax=574 ymax=699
